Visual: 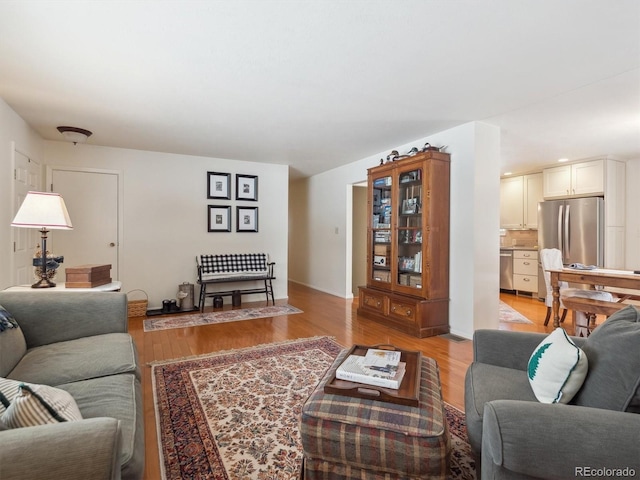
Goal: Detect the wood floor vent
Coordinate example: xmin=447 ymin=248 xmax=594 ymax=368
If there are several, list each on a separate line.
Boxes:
xmin=438 ymin=333 xmax=470 ymax=343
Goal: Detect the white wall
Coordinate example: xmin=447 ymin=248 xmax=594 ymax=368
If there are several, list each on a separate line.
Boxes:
xmin=289 ymin=121 xmax=501 ymax=338
xmin=626 ymin=158 xmax=640 ymax=269
xmin=42 ymin=142 xmax=289 ymax=309
xmin=470 ymin=123 xmax=501 ymax=332
xmin=417 ymin=122 xmax=502 ymax=336
xmin=0 ymin=98 xmax=44 ymax=289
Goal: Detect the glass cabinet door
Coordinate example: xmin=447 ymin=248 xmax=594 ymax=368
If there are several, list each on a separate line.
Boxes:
xmin=371 ymin=175 xmax=392 ymax=284
xmin=397 ymin=167 xmax=423 ymax=289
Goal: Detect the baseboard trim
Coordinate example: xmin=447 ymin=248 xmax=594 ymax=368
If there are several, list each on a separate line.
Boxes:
xmin=288 ymin=279 xmax=352 ymax=299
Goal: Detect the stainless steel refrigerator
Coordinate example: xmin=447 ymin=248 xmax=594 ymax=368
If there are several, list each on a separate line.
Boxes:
xmin=537 ymin=197 xmax=604 ymax=298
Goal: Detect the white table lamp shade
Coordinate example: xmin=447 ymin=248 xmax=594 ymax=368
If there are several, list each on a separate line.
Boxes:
xmin=11 ymin=191 xmax=73 ymax=230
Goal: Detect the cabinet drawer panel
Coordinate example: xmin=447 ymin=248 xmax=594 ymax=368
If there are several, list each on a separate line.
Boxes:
xmin=513 ymin=250 xmax=538 ymax=261
xmin=389 ymin=301 xmax=416 ymax=323
xmin=514 ymin=258 xmax=538 ymax=276
xmin=361 ymin=291 xmax=387 ymax=313
xmin=514 ymin=274 xmax=537 ymax=293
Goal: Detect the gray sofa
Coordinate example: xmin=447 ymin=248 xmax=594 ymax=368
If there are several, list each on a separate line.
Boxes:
xmin=465 ymin=305 xmax=640 ymax=479
xmin=0 ymin=291 xmax=143 ymax=480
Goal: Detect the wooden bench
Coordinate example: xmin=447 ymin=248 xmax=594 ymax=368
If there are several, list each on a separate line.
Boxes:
xmin=196 ymin=253 xmax=275 ymax=311
xmin=561 ymin=296 xmax=627 ymax=336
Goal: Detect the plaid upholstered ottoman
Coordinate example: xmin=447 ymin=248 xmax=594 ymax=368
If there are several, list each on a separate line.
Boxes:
xmin=299 ymin=350 xmax=451 ymax=479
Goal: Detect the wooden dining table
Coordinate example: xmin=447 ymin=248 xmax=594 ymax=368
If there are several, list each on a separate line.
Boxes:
xmin=548 ymin=268 xmax=640 ymax=328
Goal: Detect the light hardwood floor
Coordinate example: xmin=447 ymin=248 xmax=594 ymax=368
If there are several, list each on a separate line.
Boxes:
xmin=128 ymin=283 xmax=551 ymax=479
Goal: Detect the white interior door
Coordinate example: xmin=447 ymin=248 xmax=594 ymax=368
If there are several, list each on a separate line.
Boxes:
xmin=49 ymin=168 xmax=120 ymax=279
xmin=12 ymin=148 xmax=41 ymax=285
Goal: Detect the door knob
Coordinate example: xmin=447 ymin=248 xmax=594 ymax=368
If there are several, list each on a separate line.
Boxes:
xmin=109 ymin=242 xmax=116 ymax=247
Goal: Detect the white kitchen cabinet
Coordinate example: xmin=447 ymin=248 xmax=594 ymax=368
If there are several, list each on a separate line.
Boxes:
xmin=523 ymin=173 xmax=543 ymax=229
xmin=500 ymin=173 xmax=542 ymax=229
xmin=543 ymin=160 xmax=604 ymax=198
xmin=542 ymin=157 xmax=626 ymax=268
xmin=500 ymin=176 xmax=523 ymax=229
xmin=513 ymin=250 xmax=538 ymax=294
xmin=543 ymin=165 xmax=571 ymax=198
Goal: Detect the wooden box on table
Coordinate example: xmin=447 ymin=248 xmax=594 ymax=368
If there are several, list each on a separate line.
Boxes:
xmin=65 ymin=264 xmax=112 ymax=288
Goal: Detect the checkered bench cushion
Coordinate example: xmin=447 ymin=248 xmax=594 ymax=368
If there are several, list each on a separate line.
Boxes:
xmin=300 ymin=351 xmax=450 ymax=479
xmin=198 ymin=253 xmax=269 ymax=281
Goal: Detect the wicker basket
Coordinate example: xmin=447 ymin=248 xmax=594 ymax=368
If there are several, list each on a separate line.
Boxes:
xmin=127 ymin=289 xmax=148 ymax=318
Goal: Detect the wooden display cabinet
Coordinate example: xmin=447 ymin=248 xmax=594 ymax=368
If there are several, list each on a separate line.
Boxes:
xmin=358 ymin=150 xmax=450 ymax=338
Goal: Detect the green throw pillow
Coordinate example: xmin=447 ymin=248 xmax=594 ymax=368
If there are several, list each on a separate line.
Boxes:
xmin=1 ymin=382 xmax=83 ymax=429
xmin=528 ymin=327 xmax=588 ymax=404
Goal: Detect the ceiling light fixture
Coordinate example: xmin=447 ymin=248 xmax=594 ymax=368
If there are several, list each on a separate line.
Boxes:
xmin=56 ymin=126 xmax=93 ymax=145
xmin=558 ymin=158 xmax=569 ymax=163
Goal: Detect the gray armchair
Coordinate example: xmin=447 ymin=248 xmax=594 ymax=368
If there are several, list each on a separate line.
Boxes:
xmin=465 ymin=306 xmax=640 ymax=479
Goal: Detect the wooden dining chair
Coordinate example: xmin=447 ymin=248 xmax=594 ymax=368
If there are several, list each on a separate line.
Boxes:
xmin=539 ymin=248 xmax=614 ymax=331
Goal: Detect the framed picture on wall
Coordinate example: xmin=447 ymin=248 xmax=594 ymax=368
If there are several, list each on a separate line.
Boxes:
xmin=208 ymin=205 xmax=231 ymax=232
xmin=236 ymin=174 xmax=258 ymax=201
xmin=207 ymin=172 xmax=231 ymax=200
xmin=236 ymin=206 xmax=258 ymax=232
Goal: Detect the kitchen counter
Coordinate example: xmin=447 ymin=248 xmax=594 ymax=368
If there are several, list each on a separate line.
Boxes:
xmin=499 ymin=246 xmax=538 ymax=251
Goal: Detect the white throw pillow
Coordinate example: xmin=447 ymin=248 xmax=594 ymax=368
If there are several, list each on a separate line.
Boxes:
xmin=528 ymin=328 xmax=588 ymax=404
xmin=1 ymin=382 xmax=83 ymax=428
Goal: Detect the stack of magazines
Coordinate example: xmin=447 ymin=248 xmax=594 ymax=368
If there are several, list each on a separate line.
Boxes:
xmin=336 ymin=348 xmax=406 ymax=389
xmin=567 ymin=263 xmax=597 ymax=270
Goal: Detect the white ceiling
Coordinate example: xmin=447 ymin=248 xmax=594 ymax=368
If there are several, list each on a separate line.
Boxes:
xmin=1 ymin=1 xmax=639 ymax=179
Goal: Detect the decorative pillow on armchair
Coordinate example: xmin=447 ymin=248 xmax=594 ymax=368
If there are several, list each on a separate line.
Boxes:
xmin=528 ymin=327 xmax=588 ymax=404
xmin=572 ymin=305 xmax=640 ymax=412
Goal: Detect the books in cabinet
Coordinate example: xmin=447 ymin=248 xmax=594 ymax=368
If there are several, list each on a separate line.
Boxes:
xmin=399 ymin=253 xmax=422 ymax=273
xmin=373 ymin=177 xmax=392 ymax=187
xmin=399 ymin=170 xmax=421 ymax=183
xmin=374 ymin=231 xmax=391 ymax=243
xmin=373 ymin=270 xmax=390 ymax=282
xmin=401 ymin=198 xmax=418 ymax=214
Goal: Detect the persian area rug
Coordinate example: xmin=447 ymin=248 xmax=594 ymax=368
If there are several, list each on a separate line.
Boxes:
xmin=152 ymin=336 xmax=476 ymax=480
xmin=499 ymin=301 xmax=534 ymax=324
xmin=143 ymin=304 xmax=303 ymax=332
